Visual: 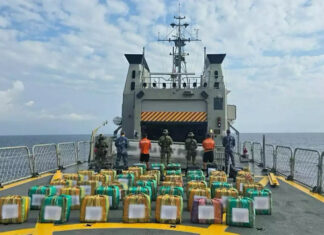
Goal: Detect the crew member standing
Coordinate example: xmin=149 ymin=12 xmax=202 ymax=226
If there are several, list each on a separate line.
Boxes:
xmin=139 ymin=133 xmax=151 ymax=169
xmin=158 ymin=129 xmax=173 ymax=166
xmin=94 ymin=134 xmax=108 ymax=172
xmin=115 ymin=131 xmax=129 ymax=168
xmin=202 ymin=133 xmax=215 ymax=170
xmin=222 ymin=129 xmax=236 ymax=169
xmin=185 ymin=132 xmax=198 ymax=167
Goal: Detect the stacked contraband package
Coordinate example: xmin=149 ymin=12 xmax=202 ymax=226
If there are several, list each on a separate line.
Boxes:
xmin=214 ymin=188 xmax=239 ymax=211
xmin=210 ymin=182 xmax=233 ymax=198
xmin=77 ymin=180 xmax=100 ymax=196
xmin=123 ymin=194 xmax=151 ymax=223
xmin=117 ymin=173 xmax=135 ymax=189
xmin=95 ymin=185 xmax=120 ymax=209
xmin=39 ymin=195 xmax=72 ymax=224
xmin=161 ymin=181 xmax=183 ymax=187
xmin=242 ymin=183 xmax=264 ymax=196
xmin=133 ymin=163 xmax=147 ymax=173
xmin=155 ymin=195 xmax=183 ymax=224
xmin=139 ymin=174 xmax=158 ymax=183
xmin=209 ymin=174 xmax=227 ymax=185
xmin=164 ymin=175 xmax=183 ymax=185
xmin=128 ymin=186 xmax=152 ymax=201
xmin=0 ymin=196 xmax=30 ymax=224
xmin=128 ymin=166 xmax=143 ymax=178
xmin=90 ymin=174 xmax=110 ymax=186
xmin=246 ymin=189 xmax=272 ymax=215
xmin=159 ymin=186 xmax=184 ymax=197
xmin=165 ymin=169 xmax=182 ymax=175
xmin=186 ymin=181 xmax=208 ymax=197
xmin=210 ymin=171 xmax=227 ymax=177
xmin=187 ymin=174 xmax=206 ymax=182
xmin=100 ymin=169 xmax=117 ymax=182
xmin=188 ymin=188 xmax=211 ymax=211
xmin=123 ymin=170 xmax=140 ymax=182
xmin=146 ymin=170 xmax=161 ymax=185
xmin=167 ymin=163 xmax=181 ymax=170
xmin=136 ymin=179 xmax=157 ymax=200
xmin=109 ymin=181 xmax=128 ymax=201
xmin=28 ymin=186 xmax=56 ymax=210
xmin=60 ymin=187 xmax=85 ymax=210
xmin=191 ymin=198 xmax=222 ymax=224
xmin=62 ymin=174 xmax=84 ymax=186
xmin=235 ymin=173 xmax=254 ymax=194
xmin=50 ymin=179 xmax=73 ymax=195
xmin=80 ymin=195 xmax=109 ymax=222
xmin=226 ymin=197 xmax=255 ymax=228
xmin=187 ymin=169 xmax=204 ymax=176
xmin=151 ymin=163 xmax=165 ymax=177
xmin=77 ymin=170 xmax=94 ymax=181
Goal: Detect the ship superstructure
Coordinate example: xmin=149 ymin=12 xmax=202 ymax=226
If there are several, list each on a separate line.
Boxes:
xmin=121 ymin=14 xmax=236 ymax=143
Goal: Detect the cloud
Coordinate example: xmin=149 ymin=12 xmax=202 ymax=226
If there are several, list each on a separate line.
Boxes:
xmin=0 ymin=80 xmax=24 ymax=112
xmin=39 ymin=111 xmax=95 ymax=121
xmin=25 ymin=100 xmax=34 ymax=106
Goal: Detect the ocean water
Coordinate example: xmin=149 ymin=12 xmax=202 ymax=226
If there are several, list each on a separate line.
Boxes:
xmin=0 ymin=133 xmax=323 ymax=152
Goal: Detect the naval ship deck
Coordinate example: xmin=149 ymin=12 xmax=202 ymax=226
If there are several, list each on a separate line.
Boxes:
xmin=0 ymin=156 xmax=324 ymax=235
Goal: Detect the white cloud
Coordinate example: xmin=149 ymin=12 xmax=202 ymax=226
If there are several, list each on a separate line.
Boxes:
xmin=25 ymin=100 xmax=34 ymax=106
xmin=0 ymin=80 xmax=24 ymax=112
xmin=39 ymin=111 xmax=95 ymax=121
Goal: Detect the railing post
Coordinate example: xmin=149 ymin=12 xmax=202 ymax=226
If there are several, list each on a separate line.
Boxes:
xmin=56 ymin=144 xmax=63 ymax=170
xmin=287 ymin=148 xmax=294 ymax=181
xmin=251 ymin=143 xmax=254 ymax=163
xmin=272 ymin=147 xmax=277 ymax=173
xmin=317 ymin=152 xmax=323 ymax=194
xmin=28 ymin=147 xmax=37 ymax=177
xmin=76 ymin=141 xmax=82 ymax=164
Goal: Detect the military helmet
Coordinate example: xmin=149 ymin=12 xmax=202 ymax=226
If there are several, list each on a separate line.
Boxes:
xmin=188 ymin=132 xmax=194 ymax=137
xmin=162 ymin=129 xmax=169 ymax=134
xmin=98 ymin=134 xmax=104 ymax=139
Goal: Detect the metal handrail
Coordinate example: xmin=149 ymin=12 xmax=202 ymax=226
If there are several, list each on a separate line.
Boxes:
xmin=275 ymin=145 xmax=294 ymax=180
xmin=32 ymin=143 xmax=59 ymax=174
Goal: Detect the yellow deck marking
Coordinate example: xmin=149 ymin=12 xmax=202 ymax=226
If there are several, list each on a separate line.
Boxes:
xmin=278 ymin=176 xmax=324 ymax=203
xmin=50 ymin=170 xmax=63 ymax=183
xmin=34 ymin=223 xmax=54 ymax=235
xmin=0 ymin=173 xmax=53 ymax=191
xmin=258 ymin=176 xmax=269 ymax=187
xmin=0 ymin=228 xmax=35 ymax=235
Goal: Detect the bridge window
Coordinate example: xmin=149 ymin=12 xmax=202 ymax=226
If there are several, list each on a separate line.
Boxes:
xmin=214 ymin=82 xmax=219 ymax=89
xmin=214 ymin=70 xmax=218 ymax=79
xmin=132 ymin=70 xmax=136 ymax=79
xmin=130 ymin=82 xmax=135 ymax=90
xmin=214 ymin=97 xmax=223 ymax=110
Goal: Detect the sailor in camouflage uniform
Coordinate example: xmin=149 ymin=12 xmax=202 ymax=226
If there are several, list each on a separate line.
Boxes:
xmin=158 ymin=129 xmax=173 ymax=166
xmin=115 ymin=131 xmax=129 ymax=168
xmin=185 ymin=132 xmax=198 ymax=167
xmin=94 ymin=134 xmax=108 ymax=172
xmin=222 ymin=129 xmax=236 ymax=168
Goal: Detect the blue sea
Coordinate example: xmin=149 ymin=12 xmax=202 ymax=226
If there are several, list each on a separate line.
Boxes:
xmin=0 ymin=133 xmax=323 ymax=152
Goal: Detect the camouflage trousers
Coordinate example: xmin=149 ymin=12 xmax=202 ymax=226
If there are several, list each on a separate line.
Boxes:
xmin=95 ymin=155 xmax=105 ymax=172
xmin=186 ymin=150 xmax=197 ymax=167
xmin=160 ymin=150 xmax=171 ymax=166
xmin=115 ymin=152 xmax=128 ymax=167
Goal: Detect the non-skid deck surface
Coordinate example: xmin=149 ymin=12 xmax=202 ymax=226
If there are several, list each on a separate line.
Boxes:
xmin=54 ymin=229 xmax=196 ymax=235
xmin=0 ymin=161 xmax=323 ymax=235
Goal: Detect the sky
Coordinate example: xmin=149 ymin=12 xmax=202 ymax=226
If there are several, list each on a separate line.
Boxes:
xmin=0 ymin=0 xmax=324 ymax=135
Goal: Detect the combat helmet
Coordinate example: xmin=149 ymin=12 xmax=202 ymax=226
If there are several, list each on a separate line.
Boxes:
xmin=188 ymin=132 xmax=194 ymax=137
xmin=162 ymin=129 xmax=169 ymax=135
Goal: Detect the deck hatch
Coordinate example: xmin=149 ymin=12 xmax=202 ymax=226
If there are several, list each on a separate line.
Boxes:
xmin=141 ymin=112 xmax=207 ymax=122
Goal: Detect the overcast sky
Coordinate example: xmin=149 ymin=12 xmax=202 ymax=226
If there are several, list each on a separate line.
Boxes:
xmin=0 ymin=0 xmax=324 ymax=135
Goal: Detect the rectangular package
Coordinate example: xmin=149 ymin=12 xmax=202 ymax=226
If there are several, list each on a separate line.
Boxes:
xmin=0 ymin=196 xmax=30 ymax=224
xmin=28 ymin=186 xmax=56 ymax=210
xmin=80 ymin=195 xmax=109 ymax=222
xmin=39 ymin=195 xmax=72 ymax=224
xmin=123 ymin=194 xmax=151 ymax=223
xmin=188 ymin=188 xmax=211 ymax=211
xmin=226 ymin=197 xmax=255 ymax=227
xmin=59 ymin=186 xmax=85 ymax=209
xmin=155 ymin=195 xmax=183 ymax=224
xmin=191 ymin=198 xmax=222 ymax=224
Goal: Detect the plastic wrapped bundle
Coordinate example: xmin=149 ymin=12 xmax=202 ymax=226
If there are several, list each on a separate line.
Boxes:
xmin=187 ymin=174 xmax=206 ymax=182
xmin=133 ymin=163 xmax=147 ymax=173
xmin=59 ymin=187 xmax=85 ymax=209
xmin=165 ymin=169 xmax=181 ymax=175
xmin=191 ymin=198 xmax=222 ymax=224
xmin=161 ymin=181 xmax=183 ymax=187
xmin=100 ymin=169 xmax=117 ymax=182
xmin=77 ymin=180 xmax=100 ymax=196
xmin=186 ymin=181 xmax=208 ymax=197
xmin=165 ymin=175 xmax=183 ymax=185
xmin=235 ymin=175 xmax=254 ymax=194
xmin=28 ymin=186 xmax=56 ymax=210
xmin=146 ymin=170 xmax=161 ymax=185
xmin=155 ymin=195 xmax=183 ymax=224
xmin=158 ymin=186 xmax=184 ymax=197
xmin=210 ymin=170 xmax=227 ymax=177
xmin=167 ymin=163 xmax=181 ymax=170
xmin=39 ymin=195 xmax=72 ymax=224
xmin=62 ymin=174 xmax=84 ymax=186
xmin=226 ymin=197 xmax=255 ymax=228
xmin=123 ymin=194 xmax=151 ymax=223
xmin=210 ymin=182 xmax=233 ymax=198
xmin=123 ymin=170 xmax=140 ymax=181
xmin=136 ymin=180 xmax=157 ymax=201
xmin=90 ymin=174 xmax=110 ymax=185
xmin=109 ymin=181 xmax=128 ymax=201
xmin=128 ymin=166 xmax=143 ymax=178
xmin=187 ymin=188 xmax=211 ymax=211
xmin=214 ymin=188 xmax=239 ymax=210
xmin=238 ymin=170 xmax=251 ymax=177
xmin=187 ymin=170 xmax=204 ymax=176
xmin=117 ymin=173 xmax=135 ymax=189
xmin=246 ymin=189 xmax=272 ymax=215
xmin=140 ymin=174 xmax=158 ymax=183
xmin=77 ymin=170 xmax=94 ymax=181
xmin=80 ymin=195 xmax=109 ymax=222
xmin=128 ymin=186 xmax=152 ymax=201
xmin=95 ymin=185 xmax=120 ymax=209
xmin=151 ymin=163 xmax=165 ymax=174
xmin=0 ymin=196 xmax=30 ymax=224
xmin=243 ymin=183 xmax=264 ymax=196
xmin=50 ymin=179 xmax=73 ymax=195
xmin=209 ymin=175 xmax=227 ymax=185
